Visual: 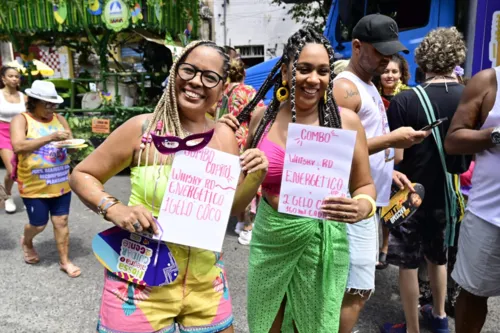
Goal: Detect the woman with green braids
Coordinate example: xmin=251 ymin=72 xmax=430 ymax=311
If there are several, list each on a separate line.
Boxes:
xmin=219 ymin=27 xmax=377 ymax=333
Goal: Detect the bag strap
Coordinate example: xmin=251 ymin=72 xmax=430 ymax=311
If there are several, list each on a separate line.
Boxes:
xmin=412 ymin=86 xmax=458 ymax=246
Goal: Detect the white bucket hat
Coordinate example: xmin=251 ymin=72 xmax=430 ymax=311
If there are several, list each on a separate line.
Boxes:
xmin=25 ymin=80 xmax=64 ymax=104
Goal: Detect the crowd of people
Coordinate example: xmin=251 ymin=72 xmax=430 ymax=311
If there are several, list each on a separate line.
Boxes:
xmin=0 ymin=12 xmax=499 ymax=333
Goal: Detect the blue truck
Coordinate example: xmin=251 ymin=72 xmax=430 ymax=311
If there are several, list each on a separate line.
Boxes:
xmin=245 ymin=0 xmax=500 ymax=104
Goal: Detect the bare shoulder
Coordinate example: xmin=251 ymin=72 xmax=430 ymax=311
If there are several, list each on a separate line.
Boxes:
xmin=214 ymin=122 xmax=239 ymax=155
xmin=334 ymin=77 xmax=359 ymax=92
xmin=457 ymin=69 xmax=496 ymax=108
xmin=252 ymin=106 xmax=266 ymax=124
xmin=339 ymin=107 xmax=363 ymax=131
xmin=116 ymin=113 xmax=153 ymax=137
xmin=248 ymin=105 xmax=267 ymax=133
xmin=475 ymin=67 xmax=496 ymax=82
xmin=333 ymin=78 xmax=361 ymax=112
xmin=11 ymin=113 xmax=26 ymax=126
xmin=215 ymin=121 xmax=238 ymax=138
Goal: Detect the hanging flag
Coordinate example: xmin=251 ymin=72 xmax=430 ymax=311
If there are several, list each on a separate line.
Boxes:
xmin=131 ymin=2 xmax=143 ymax=24
xmin=155 ymin=2 xmax=163 ymax=23
xmin=88 ymin=0 xmax=103 ymax=15
xmin=53 ymin=2 xmax=68 ymax=25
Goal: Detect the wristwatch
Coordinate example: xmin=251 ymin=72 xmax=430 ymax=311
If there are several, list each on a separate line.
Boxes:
xmin=491 ymin=127 xmax=500 ymax=145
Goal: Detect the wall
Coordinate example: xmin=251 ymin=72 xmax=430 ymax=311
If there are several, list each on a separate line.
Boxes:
xmin=213 ymin=0 xmax=303 ymax=62
xmin=199 ymin=0 xmax=215 ymax=41
xmin=0 ymin=42 xmax=13 ymax=65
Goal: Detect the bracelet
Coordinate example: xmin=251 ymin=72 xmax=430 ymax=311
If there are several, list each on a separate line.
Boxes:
xmin=97 ymin=196 xmax=121 ymax=219
xmin=353 ymin=194 xmax=377 ymax=218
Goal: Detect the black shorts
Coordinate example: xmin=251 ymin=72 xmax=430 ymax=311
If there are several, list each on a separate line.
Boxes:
xmin=387 ymin=208 xmax=448 ymax=269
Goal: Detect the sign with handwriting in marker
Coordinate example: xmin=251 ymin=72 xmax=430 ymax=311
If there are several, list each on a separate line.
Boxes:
xmin=157 ymin=148 xmax=241 ymax=252
xmin=278 ymin=123 xmax=356 ymax=219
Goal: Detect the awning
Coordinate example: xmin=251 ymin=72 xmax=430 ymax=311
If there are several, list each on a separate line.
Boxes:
xmin=0 ymin=0 xmax=199 ymax=40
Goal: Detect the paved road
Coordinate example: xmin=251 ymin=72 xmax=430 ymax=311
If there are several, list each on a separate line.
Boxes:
xmin=1 ymin=169 xmax=499 ymax=333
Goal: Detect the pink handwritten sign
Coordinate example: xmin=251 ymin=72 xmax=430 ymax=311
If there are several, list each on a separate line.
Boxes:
xmin=278 ymin=123 xmax=356 ymax=219
xmin=157 ymin=147 xmax=241 ymax=252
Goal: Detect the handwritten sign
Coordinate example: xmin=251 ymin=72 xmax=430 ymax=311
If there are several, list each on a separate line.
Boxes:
xmin=157 ymin=147 xmax=241 ymax=252
xmin=278 ymin=123 xmax=356 ymax=219
xmin=91 ymin=119 xmax=110 ymax=134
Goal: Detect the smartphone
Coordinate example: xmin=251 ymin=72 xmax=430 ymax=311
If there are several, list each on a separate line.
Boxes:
xmin=420 ymin=117 xmax=448 ymax=131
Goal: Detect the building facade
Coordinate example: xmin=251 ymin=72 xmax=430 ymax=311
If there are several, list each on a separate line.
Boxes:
xmin=213 ymin=0 xmax=303 ymax=67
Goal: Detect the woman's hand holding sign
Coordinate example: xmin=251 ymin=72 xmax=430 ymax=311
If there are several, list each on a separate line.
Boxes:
xmin=321 ymin=195 xmax=374 ymax=224
xmin=240 ymin=149 xmax=268 ymax=174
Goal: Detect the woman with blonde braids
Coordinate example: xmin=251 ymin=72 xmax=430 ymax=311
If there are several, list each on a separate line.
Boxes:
xmin=69 ymin=40 xmax=268 ymax=333
xmin=219 ymin=27 xmax=376 ymax=332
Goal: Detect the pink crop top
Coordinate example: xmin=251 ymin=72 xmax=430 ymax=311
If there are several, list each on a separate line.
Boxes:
xmin=257 ymin=134 xmax=285 ymax=195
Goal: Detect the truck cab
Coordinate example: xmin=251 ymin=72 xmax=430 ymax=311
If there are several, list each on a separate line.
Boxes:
xmin=245 ymin=0 xmax=500 ymax=104
xmin=325 ymin=0 xmax=455 ymax=85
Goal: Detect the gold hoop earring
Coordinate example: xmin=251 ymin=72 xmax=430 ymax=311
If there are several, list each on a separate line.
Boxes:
xmin=276 ymin=80 xmax=289 ymax=102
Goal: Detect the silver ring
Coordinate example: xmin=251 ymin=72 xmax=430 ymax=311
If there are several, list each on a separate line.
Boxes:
xmin=133 ymin=222 xmax=141 ymax=231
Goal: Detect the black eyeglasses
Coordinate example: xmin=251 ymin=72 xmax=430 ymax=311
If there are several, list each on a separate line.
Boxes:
xmin=176 ymin=63 xmax=224 ymax=88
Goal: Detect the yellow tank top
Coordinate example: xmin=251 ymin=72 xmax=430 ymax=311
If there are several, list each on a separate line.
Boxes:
xmin=17 ymin=113 xmax=71 ymax=198
xmin=129 ymin=164 xmax=172 ymax=217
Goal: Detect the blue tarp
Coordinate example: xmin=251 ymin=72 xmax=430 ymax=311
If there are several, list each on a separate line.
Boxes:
xmin=244 ymin=57 xmax=280 ymax=105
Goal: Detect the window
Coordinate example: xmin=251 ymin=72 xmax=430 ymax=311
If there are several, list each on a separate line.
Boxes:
xmin=337 ymin=0 xmax=432 ymax=42
xmin=235 ymin=45 xmax=265 ymax=67
xmin=236 ymin=45 xmax=265 ymax=58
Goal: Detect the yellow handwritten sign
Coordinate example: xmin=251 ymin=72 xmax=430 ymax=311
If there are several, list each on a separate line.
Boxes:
xmin=91 ymin=119 xmax=110 ymax=134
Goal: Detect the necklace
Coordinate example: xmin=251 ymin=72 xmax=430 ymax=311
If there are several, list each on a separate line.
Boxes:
xmin=423 ymin=75 xmax=458 ymax=93
xmin=3 ymin=89 xmax=17 ymax=97
xmin=182 ymin=120 xmax=208 ymax=136
xmin=424 ymin=75 xmax=457 ymax=82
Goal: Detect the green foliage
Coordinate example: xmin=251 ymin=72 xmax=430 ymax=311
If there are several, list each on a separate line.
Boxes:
xmin=271 ymin=0 xmax=332 ymax=34
xmin=66 ymin=115 xmax=111 ymax=165
xmin=66 ymin=107 xmax=147 ymax=164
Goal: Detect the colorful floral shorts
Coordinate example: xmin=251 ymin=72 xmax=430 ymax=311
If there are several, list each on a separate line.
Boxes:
xmin=97 ymin=245 xmax=233 ymax=333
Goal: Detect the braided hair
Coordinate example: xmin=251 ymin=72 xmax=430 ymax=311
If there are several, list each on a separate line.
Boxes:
xmin=138 ymin=40 xmax=229 ymax=170
xmin=236 ymin=27 xmax=342 ymax=148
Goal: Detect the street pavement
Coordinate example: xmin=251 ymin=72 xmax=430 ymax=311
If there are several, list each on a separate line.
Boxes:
xmin=1 ymin=168 xmax=499 ymax=333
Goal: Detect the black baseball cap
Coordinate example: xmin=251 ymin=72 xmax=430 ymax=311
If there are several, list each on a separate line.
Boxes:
xmin=352 ymin=14 xmax=409 ymax=56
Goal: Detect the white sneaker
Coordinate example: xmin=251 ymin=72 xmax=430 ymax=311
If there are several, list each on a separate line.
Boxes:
xmin=5 ymin=197 xmax=16 ymax=213
xmin=234 ymin=222 xmax=245 ymax=235
xmin=238 ymin=230 xmax=252 ymax=245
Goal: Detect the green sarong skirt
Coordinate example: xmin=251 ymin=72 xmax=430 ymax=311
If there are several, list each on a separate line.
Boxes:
xmin=247 ymin=199 xmax=349 ymax=333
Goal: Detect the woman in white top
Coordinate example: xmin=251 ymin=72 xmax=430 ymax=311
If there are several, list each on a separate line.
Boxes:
xmin=0 ymin=66 xmax=27 ymax=213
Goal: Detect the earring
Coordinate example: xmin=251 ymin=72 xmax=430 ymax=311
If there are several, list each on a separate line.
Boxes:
xmin=276 ymin=80 xmax=289 ymax=102
xmin=324 ymin=91 xmax=328 ymax=104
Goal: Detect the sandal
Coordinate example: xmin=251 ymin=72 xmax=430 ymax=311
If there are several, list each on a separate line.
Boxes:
xmin=376 ymin=252 xmax=388 ymax=270
xmin=59 ymin=262 xmax=81 ymax=278
xmin=20 ymin=236 xmax=40 ymax=264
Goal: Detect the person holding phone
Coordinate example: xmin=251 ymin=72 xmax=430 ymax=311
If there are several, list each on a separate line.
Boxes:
xmin=382 ymin=27 xmax=467 ymax=333
xmin=332 ymin=15 xmax=429 ymax=333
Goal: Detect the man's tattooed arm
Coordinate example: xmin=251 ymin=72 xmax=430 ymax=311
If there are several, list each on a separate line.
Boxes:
xmin=344 ymin=89 xmax=360 ymax=99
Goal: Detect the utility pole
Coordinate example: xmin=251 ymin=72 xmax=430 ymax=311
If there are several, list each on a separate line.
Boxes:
xmin=223 ymin=0 xmax=227 ymax=46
